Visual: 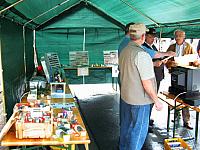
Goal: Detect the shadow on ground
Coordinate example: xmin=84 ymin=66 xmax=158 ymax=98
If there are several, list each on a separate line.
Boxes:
xmin=71 ymin=84 xmax=200 ymax=150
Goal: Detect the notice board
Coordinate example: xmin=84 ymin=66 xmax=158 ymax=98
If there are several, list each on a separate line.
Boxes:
xmin=103 ymin=50 xmax=118 ymax=65
xmin=69 ymin=51 xmax=89 ymax=67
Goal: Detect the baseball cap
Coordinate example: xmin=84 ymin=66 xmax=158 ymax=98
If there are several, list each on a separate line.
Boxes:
xmin=129 ymin=23 xmax=149 ymax=36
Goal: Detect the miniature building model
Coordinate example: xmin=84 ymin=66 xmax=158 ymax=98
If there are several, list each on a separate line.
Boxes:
xmin=50 ymin=82 xmax=66 ymax=96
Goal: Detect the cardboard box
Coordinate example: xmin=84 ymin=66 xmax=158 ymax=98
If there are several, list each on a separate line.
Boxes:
xmin=164 ymin=138 xmax=192 ymax=150
xmin=15 ymin=122 xmax=52 ymax=139
xmin=15 ymin=104 xmax=53 ymax=139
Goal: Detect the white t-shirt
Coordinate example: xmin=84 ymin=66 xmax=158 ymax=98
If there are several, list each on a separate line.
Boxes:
xmin=176 ymin=43 xmax=185 ymax=57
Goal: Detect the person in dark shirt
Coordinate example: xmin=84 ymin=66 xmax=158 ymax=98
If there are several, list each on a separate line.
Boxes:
xmin=143 ymin=28 xmax=165 ymax=90
xmin=142 ymin=28 xmax=167 ymax=132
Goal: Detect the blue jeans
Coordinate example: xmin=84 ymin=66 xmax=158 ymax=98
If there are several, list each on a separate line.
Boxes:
xmin=119 ymin=99 xmax=150 ymax=150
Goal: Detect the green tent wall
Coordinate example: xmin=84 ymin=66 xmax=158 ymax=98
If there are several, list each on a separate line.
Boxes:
xmin=1 ymin=0 xmax=200 ymax=118
xmin=36 ymin=6 xmax=124 ymax=65
xmin=0 ymin=18 xmax=34 ymax=118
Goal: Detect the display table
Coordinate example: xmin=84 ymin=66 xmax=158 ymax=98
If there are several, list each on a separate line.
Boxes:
xmin=159 ymin=91 xmax=200 ymax=141
xmin=64 ymin=66 xmax=113 ymax=84
xmin=0 ymin=85 xmax=90 ymax=150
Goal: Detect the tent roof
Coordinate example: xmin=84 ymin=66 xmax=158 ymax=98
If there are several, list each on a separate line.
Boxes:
xmin=1 ymin=0 xmax=200 ymax=37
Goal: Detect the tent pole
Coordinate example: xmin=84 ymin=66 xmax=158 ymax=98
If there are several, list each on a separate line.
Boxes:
xmin=36 ymin=1 xmax=81 ymax=29
xmin=120 ymin=0 xmax=160 ymax=27
xmin=83 ymin=28 xmax=86 ymax=51
xmin=24 ymin=0 xmax=70 ymax=27
xmin=0 ymin=0 xmax=24 ymax=14
xmin=22 ymin=26 xmax=27 ymax=88
xmin=84 ymin=0 xmax=124 ymax=29
xmin=33 ymin=30 xmax=38 ymax=68
xmin=82 ymin=28 xmax=86 ymax=84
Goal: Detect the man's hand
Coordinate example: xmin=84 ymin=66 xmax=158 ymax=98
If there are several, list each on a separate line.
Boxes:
xmin=162 ymin=59 xmax=168 ymax=64
xmin=154 ymin=51 xmax=176 ymax=58
xmin=154 ymin=100 xmax=163 ymax=111
xmin=153 ymin=60 xmax=162 ymax=67
xmin=165 ymin=60 xmax=177 ymax=70
xmin=166 ymin=51 xmax=176 ymax=57
xmin=192 ymin=60 xmax=200 ymax=67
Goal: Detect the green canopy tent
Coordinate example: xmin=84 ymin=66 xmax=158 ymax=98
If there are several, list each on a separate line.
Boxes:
xmin=0 ymin=0 xmax=200 ymax=118
xmin=1 ymin=0 xmax=200 ymax=35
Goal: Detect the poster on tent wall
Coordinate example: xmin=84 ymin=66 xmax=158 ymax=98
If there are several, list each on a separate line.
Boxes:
xmin=69 ymin=51 xmax=89 ymax=67
xmin=103 ymin=50 xmax=118 ymax=65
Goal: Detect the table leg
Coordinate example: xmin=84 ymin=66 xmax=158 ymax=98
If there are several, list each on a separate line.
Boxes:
xmin=85 ymin=144 xmax=89 ymax=150
xmin=195 ymin=112 xmax=199 ymax=141
xmin=167 ymin=106 xmax=170 ymax=132
xmin=173 ymin=100 xmax=177 ymax=138
xmin=112 ymin=77 xmax=114 ymax=89
xmin=116 ymin=78 xmax=118 ymax=91
xmin=71 ymin=144 xmax=75 ymax=150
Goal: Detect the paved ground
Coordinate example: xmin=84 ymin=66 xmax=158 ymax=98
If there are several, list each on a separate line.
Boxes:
xmin=69 ymin=83 xmax=200 ymax=150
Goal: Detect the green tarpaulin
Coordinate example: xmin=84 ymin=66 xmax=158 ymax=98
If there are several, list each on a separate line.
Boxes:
xmin=1 ymin=0 xmax=200 ymax=118
xmin=1 ymin=0 xmax=200 ymax=38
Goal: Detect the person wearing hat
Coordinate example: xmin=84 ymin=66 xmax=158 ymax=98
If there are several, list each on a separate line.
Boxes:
xmin=118 ymin=24 xmax=175 ymax=132
xmin=119 ymin=23 xmax=163 ymax=150
xmin=143 ymin=28 xmax=165 ymax=91
xmin=118 ymin=23 xmax=176 ymax=58
xmin=142 ymin=28 xmax=167 ymax=133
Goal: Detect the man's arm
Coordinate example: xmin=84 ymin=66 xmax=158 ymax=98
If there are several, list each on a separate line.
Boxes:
xmin=154 ymin=51 xmax=176 ymax=58
xmin=142 ymin=45 xmax=176 ymax=59
xmin=135 ymin=51 xmax=163 ymax=111
xmin=142 ymin=46 xmax=157 ymax=58
xmin=142 ymin=79 xmax=163 ymax=111
xmin=153 ymin=60 xmax=162 ymax=67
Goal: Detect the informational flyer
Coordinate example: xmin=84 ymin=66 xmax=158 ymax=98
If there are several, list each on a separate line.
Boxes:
xmin=103 ymin=50 xmax=118 ymax=65
xmin=77 ymin=67 xmax=89 ymax=76
xmin=69 ymin=51 xmax=89 ymax=67
xmin=112 ymin=65 xmax=119 ymax=77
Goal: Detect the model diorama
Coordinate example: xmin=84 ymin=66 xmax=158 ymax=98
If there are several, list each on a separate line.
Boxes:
xmin=14 ymin=100 xmax=86 ymax=141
